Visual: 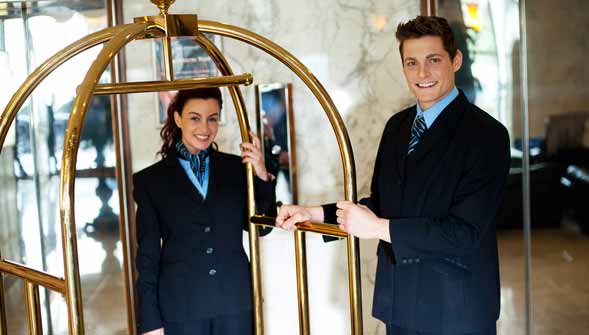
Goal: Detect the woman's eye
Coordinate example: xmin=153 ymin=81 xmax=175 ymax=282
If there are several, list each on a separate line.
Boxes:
xmin=209 ymin=117 xmax=219 ymax=123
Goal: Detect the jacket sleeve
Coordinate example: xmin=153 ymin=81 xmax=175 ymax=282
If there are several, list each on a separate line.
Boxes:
xmin=133 ymin=174 xmax=163 ymax=333
xmin=388 ymin=125 xmax=511 ymax=261
xmin=320 ymin=120 xmax=391 ymax=242
xmin=242 ymin=176 xmax=276 ymax=236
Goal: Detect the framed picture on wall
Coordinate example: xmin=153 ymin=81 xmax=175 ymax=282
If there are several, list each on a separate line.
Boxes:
xmin=255 ymin=83 xmax=297 ymax=205
xmin=153 ymin=33 xmax=226 ymax=126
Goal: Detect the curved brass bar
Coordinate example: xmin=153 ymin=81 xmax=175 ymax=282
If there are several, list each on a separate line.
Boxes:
xmin=0 ymin=260 xmax=65 ymax=293
xmin=0 ymin=24 xmax=132 ymax=151
xmin=198 ymin=21 xmax=357 ymax=202
xmin=194 ymin=33 xmax=266 ymax=334
xmin=60 ymin=22 xmax=152 ymax=335
xmin=24 ymin=281 xmax=43 ymax=335
xmin=198 ymin=21 xmax=362 ymax=334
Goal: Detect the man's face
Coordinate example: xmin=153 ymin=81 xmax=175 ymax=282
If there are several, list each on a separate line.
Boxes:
xmin=401 ymin=35 xmax=462 ymax=110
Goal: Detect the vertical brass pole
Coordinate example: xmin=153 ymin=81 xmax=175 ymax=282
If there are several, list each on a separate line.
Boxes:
xmin=0 ymin=252 xmax=7 ymax=335
xmin=294 ymin=231 xmax=310 ymax=335
xmin=162 ymin=36 xmax=174 ymax=81
xmin=194 ymin=34 xmax=265 ymax=334
xmin=24 ymin=281 xmax=43 ymax=335
xmin=60 ymin=23 xmax=151 ymax=335
xmin=347 ymin=237 xmax=362 ymax=334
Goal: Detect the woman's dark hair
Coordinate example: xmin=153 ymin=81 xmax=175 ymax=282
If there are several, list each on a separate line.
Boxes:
xmin=158 ymin=87 xmax=223 ymax=158
xmin=395 ymin=16 xmax=458 ymax=60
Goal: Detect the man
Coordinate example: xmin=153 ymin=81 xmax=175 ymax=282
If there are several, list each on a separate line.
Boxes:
xmin=276 ymin=15 xmax=510 ymax=335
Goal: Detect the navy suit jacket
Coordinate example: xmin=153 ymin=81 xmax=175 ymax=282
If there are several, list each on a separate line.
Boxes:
xmin=326 ymin=92 xmax=510 ymax=333
xmin=133 ymin=149 xmax=275 ymax=333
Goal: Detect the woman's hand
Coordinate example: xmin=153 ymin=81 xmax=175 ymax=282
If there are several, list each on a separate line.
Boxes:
xmin=142 ymin=328 xmax=164 ymax=335
xmin=241 ymin=130 xmax=272 ymax=181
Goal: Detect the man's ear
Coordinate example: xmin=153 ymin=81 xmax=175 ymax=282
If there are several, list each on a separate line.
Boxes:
xmin=453 ymin=49 xmax=463 ymax=72
xmin=173 ymin=111 xmax=182 ymax=128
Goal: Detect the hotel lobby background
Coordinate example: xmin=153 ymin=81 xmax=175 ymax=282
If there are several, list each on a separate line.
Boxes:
xmin=1 ymin=0 xmax=588 ymax=334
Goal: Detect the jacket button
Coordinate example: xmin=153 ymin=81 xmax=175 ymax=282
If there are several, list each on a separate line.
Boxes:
xmin=408 ymin=259 xmax=413 ymax=264
xmin=204 ymin=226 xmax=211 ymax=233
xmin=206 ymin=247 xmax=214 ymax=254
xmin=209 ymin=269 xmax=216 ymax=276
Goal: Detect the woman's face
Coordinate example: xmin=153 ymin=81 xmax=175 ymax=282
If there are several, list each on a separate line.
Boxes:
xmin=174 ymin=98 xmax=220 ymax=154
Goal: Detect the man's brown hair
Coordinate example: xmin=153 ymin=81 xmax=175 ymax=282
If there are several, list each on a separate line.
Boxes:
xmin=395 ymin=16 xmax=458 ymax=60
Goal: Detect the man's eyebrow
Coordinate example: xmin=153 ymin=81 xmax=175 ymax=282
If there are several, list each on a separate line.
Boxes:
xmin=426 ymin=53 xmax=443 ymax=58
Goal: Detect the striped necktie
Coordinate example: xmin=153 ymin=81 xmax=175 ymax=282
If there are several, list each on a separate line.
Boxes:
xmin=407 ymin=113 xmax=427 ymax=154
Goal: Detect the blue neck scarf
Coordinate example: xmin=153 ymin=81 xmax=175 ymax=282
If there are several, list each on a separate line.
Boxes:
xmin=175 ymin=141 xmax=209 ymax=185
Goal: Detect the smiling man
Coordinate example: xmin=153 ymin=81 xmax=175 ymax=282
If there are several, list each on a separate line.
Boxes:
xmin=277 ymin=16 xmax=510 ymax=335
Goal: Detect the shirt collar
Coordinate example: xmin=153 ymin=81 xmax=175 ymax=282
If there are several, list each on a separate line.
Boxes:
xmin=416 ymin=86 xmax=459 ymax=128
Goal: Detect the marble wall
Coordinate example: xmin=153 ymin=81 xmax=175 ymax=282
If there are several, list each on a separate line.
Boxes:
xmin=124 ymin=1 xmax=420 ymax=334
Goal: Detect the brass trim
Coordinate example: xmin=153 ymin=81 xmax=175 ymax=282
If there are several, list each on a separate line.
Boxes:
xmin=92 ymin=74 xmax=253 ymax=95
xmin=24 ymin=281 xmax=43 ymax=335
xmin=162 ymin=35 xmax=174 ymax=81
xmin=59 ymin=22 xmax=152 ymax=335
xmin=294 ymin=231 xmax=310 ymax=334
xmin=0 ymin=260 xmax=65 ymax=293
xmin=251 ymin=215 xmax=348 ymax=238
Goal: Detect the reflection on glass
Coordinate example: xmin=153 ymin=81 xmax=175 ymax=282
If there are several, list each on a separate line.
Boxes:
xmin=437 ymin=1 xmax=524 ymax=334
xmin=0 ymin=2 xmax=127 ymax=334
xmin=256 ymin=83 xmax=297 ymax=205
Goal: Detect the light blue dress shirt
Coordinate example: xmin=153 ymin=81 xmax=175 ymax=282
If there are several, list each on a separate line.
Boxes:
xmin=178 ymin=155 xmax=210 ymax=198
xmin=415 ymin=86 xmax=459 ymax=128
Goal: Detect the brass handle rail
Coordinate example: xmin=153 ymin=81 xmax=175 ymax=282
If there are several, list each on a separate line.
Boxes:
xmin=92 ymin=73 xmax=253 ymax=95
xmin=0 ymin=260 xmax=65 ymax=293
xmin=250 ymin=215 xmax=347 ymax=238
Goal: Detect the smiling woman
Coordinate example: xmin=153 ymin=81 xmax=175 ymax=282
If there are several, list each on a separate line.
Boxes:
xmin=133 ymin=87 xmax=277 ymax=335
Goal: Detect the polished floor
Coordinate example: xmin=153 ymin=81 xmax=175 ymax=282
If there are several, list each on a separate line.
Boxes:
xmin=3 ymin=227 xmax=588 ymax=334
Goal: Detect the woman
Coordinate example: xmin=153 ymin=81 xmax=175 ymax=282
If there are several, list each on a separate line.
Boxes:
xmin=133 ymin=87 xmax=276 ymax=335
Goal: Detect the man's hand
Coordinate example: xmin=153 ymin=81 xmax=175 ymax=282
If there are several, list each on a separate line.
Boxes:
xmin=142 ymin=328 xmax=164 ymax=335
xmin=276 ymin=205 xmax=323 ymax=231
xmin=336 ymin=201 xmax=390 ymax=242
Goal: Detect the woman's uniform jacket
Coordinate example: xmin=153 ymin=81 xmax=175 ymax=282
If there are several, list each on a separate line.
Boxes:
xmin=326 ymin=92 xmax=511 ymax=333
xmin=133 ymin=148 xmax=276 ymax=333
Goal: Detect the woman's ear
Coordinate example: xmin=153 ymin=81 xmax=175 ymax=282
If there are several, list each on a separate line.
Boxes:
xmin=173 ymin=111 xmax=182 ymax=128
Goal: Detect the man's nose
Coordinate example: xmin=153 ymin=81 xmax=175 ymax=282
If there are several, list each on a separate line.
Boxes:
xmin=417 ymin=63 xmax=429 ymax=77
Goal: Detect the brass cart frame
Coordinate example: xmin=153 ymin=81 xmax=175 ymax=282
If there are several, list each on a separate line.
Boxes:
xmin=0 ymin=1 xmax=361 ymax=334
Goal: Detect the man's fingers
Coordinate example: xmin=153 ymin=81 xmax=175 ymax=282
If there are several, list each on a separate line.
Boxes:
xmin=336 ymin=200 xmax=352 ymax=209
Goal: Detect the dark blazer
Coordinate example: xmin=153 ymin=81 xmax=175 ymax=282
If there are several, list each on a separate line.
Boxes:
xmin=327 ymin=92 xmax=510 ymax=333
xmin=133 ymin=148 xmax=275 ymax=334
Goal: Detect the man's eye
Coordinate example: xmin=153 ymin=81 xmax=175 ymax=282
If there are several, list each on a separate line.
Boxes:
xmin=430 ymin=58 xmax=441 ymax=64
xmin=191 ymin=117 xmax=200 ymax=121
xmin=405 ymin=61 xmax=416 ymax=67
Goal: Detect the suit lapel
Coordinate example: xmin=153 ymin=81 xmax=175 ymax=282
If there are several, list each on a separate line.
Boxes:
xmin=408 ymin=92 xmax=467 ymax=162
xmin=164 ymin=150 xmax=205 ymax=204
xmin=204 ymin=149 xmax=223 ymax=204
xmin=393 ymin=108 xmax=415 ymax=180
